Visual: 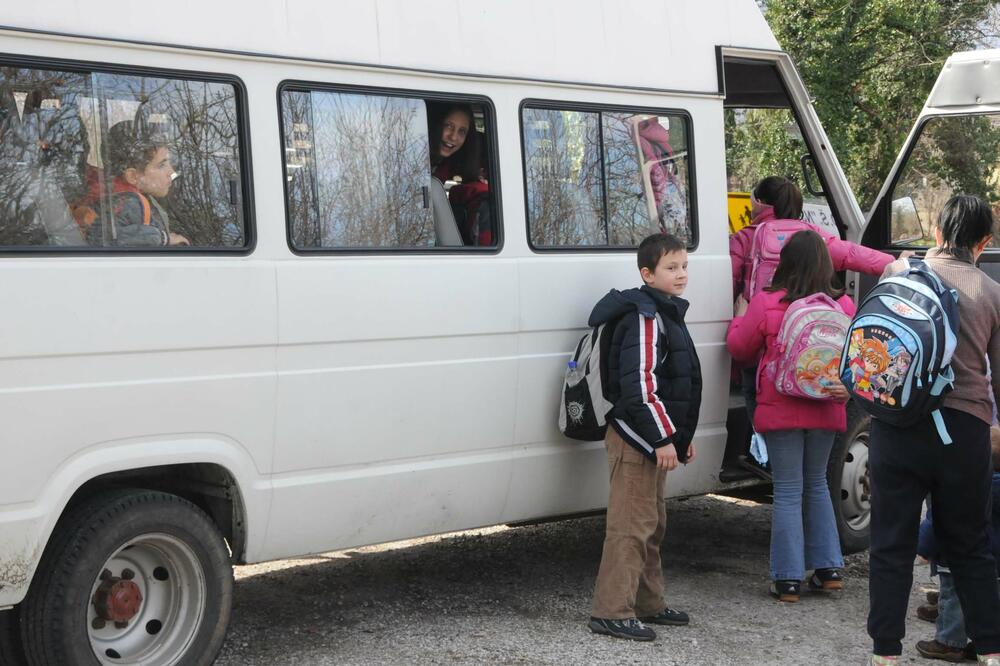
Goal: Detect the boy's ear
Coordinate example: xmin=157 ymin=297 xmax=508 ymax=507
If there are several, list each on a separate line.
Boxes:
xmin=639 ymin=266 xmax=654 ymax=285
xmin=122 ymin=167 xmax=140 ymax=186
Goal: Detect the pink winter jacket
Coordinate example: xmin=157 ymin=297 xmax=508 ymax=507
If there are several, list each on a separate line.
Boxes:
xmin=730 ymin=207 xmax=894 ymax=301
xmin=726 ymin=288 xmax=856 ymax=433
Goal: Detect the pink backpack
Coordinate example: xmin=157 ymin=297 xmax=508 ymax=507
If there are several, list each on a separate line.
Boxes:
xmin=747 ymin=219 xmax=812 ymax=299
xmin=768 ymin=293 xmax=851 ymax=401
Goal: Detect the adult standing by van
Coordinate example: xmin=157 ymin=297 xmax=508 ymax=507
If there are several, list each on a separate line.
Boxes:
xmin=867 ymin=195 xmax=1000 ymax=666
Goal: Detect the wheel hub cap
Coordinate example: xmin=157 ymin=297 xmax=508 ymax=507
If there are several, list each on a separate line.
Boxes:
xmin=94 ymin=578 xmax=143 ymax=623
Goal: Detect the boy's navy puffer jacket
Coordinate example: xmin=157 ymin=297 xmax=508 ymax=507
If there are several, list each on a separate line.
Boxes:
xmin=589 ymin=285 xmax=702 ymax=462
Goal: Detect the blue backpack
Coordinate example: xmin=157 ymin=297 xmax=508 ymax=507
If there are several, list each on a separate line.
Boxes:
xmin=839 ymin=258 xmax=959 ymax=442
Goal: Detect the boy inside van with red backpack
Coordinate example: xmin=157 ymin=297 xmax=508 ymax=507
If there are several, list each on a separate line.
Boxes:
xmin=586 ymin=233 xmax=701 ymax=642
xmin=86 ymin=120 xmax=189 ymax=247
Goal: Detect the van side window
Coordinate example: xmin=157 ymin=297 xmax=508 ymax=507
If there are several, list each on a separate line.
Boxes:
xmin=522 ymin=104 xmax=694 ymax=249
xmin=0 ymin=64 xmax=248 ymax=250
xmin=280 ymin=85 xmax=499 ymax=251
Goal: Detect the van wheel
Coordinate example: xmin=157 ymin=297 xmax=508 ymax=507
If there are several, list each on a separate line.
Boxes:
xmin=0 ymin=606 xmax=28 ymax=665
xmin=20 ymin=489 xmax=233 ymax=665
xmin=828 ymin=403 xmax=872 ymax=555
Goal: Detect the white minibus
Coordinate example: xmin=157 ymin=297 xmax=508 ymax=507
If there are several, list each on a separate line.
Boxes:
xmin=0 ymin=1 xmax=997 ymax=663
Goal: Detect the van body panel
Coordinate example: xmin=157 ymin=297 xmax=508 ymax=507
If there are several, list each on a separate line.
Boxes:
xmin=925 ymin=49 xmax=1000 ymax=109
xmin=0 ymin=1 xmax=779 ymax=94
xmin=0 ymin=436 xmax=269 ymax=607
xmin=0 ymin=0 xmax=906 ymax=618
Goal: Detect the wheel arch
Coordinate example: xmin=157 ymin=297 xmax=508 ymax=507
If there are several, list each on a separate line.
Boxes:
xmin=1 ymin=436 xmax=266 ymax=609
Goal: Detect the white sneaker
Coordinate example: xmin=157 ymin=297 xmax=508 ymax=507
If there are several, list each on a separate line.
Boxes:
xmin=978 ymin=654 xmax=1000 ymax=666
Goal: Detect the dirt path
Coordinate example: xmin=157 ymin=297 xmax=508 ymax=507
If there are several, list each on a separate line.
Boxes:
xmin=216 ymin=489 xmax=936 ymax=665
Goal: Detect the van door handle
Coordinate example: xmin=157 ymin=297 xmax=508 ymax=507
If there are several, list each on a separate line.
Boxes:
xmin=421 ymin=185 xmax=430 ymax=208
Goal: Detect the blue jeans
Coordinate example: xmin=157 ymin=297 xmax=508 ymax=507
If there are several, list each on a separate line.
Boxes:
xmin=936 ymin=571 xmax=1000 ymax=648
xmin=936 ymin=572 xmax=967 ymax=648
xmin=766 ymin=428 xmax=844 ymax=580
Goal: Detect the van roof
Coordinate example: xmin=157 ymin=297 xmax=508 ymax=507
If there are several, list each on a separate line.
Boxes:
xmin=1 ymin=0 xmax=779 ymax=94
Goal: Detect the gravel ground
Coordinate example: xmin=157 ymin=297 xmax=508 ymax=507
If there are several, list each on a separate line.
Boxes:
xmin=216 ymin=488 xmax=937 ymax=666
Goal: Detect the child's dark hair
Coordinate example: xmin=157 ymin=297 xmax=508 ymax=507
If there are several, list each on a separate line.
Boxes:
xmin=107 ymin=120 xmax=166 ymax=176
xmin=767 ymin=229 xmax=844 ymax=302
xmin=936 ymin=194 xmax=995 ymax=261
xmin=427 ymin=103 xmax=480 ymax=181
xmin=754 ymin=176 xmax=803 ymax=220
xmin=637 ymin=233 xmax=686 ymax=273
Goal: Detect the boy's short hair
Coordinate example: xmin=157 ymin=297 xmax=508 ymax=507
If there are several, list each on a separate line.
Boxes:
xmin=637 ymin=233 xmax=686 ymax=273
xmin=991 ymin=426 xmax=1000 ymax=470
xmin=107 ymin=120 xmax=166 ymax=176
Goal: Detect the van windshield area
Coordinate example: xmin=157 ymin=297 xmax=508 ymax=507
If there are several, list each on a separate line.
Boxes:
xmin=0 ymin=65 xmax=247 ymax=249
xmin=888 ymin=114 xmax=1000 ymax=247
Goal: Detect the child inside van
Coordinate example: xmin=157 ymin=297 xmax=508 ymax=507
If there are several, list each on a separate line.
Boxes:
xmin=89 ymin=120 xmax=188 ymax=246
xmin=726 ymin=229 xmax=854 ymax=602
xmin=915 ymin=426 xmax=1000 ymax=662
xmin=587 ymin=232 xmax=701 ymax=642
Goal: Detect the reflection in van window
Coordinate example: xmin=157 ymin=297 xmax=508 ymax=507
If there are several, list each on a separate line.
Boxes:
xmin=0 ymin=65 xmax=246 ymax=249
xmin=522 ymin=105 xmax=693 ymax=248
xmin=281 ymin=88 xmax=498 ymax=250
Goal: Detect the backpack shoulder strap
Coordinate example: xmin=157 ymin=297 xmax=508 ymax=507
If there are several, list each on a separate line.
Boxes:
xmin=138 ymin=192 xmax=151 ymax=226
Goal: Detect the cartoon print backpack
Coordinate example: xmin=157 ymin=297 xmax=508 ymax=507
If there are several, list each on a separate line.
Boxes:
xmin=768 ymin=293 xmax=851 ymax=401
xmin=558 ymin=321 xmax=619 ymax=441
xmin=747 ymin=219 xmax=812 ymax=299
xmin=839 ymin=258 xmax=960 ymax=442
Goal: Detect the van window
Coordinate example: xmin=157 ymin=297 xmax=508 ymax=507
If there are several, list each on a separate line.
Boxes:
xmin=280 ymin=85 xmax=499 ymax=251
xmin=0 ymin=63 xmax=248 ymax=249
xmin=725 ymin=108 xmax=837 ymax=237
xmin=888 ymin=114 xmax=1000 ymax=247
xmin=521 ymin=104 xmax=693 ymax=249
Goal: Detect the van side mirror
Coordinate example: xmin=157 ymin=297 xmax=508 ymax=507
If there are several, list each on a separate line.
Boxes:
xmin=890 ymin=196 xmax=926 ymax=245
xmin=800 ymin=153 xmax=825 ymax=197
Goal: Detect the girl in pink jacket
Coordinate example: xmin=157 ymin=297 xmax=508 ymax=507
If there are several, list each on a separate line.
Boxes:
xmin=728 ymin=176 xmax=894 ymax=482
xmin=727 ymin=229 xmax=855 ymax=603
xmin=730 ymin=176 xmax=894 ymax=302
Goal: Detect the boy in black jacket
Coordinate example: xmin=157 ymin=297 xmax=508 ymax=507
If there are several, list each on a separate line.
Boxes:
xmin=588 ymin=233 xmax=702 ymax=641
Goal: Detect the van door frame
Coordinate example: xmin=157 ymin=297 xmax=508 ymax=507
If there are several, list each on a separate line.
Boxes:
xmin=717 ymin=46 xmax=866 ymax=242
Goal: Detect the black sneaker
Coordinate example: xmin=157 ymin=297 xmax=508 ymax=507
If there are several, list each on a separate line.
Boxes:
xmin=769 ymin=580 xmax=800 ymax=602
xmin=639 ymin=607 xmax=689 ymax=626
xmin=808 ymin=568 xmax=844 ymax=591
xmin=588 ymin=617 xmax=656 ymax=641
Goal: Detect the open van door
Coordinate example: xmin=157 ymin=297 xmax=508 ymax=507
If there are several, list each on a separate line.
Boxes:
xmin=863 ymin=49 xmax=1000 ymax=286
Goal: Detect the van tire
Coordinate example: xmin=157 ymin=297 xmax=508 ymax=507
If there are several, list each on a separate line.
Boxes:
xmin=0 ymin=606 xmax=28 ymax=666
xmin=20 ymin=489 xmax=233 ymax=666
xmin=829 ymin=403 xmax=872 ymax=555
